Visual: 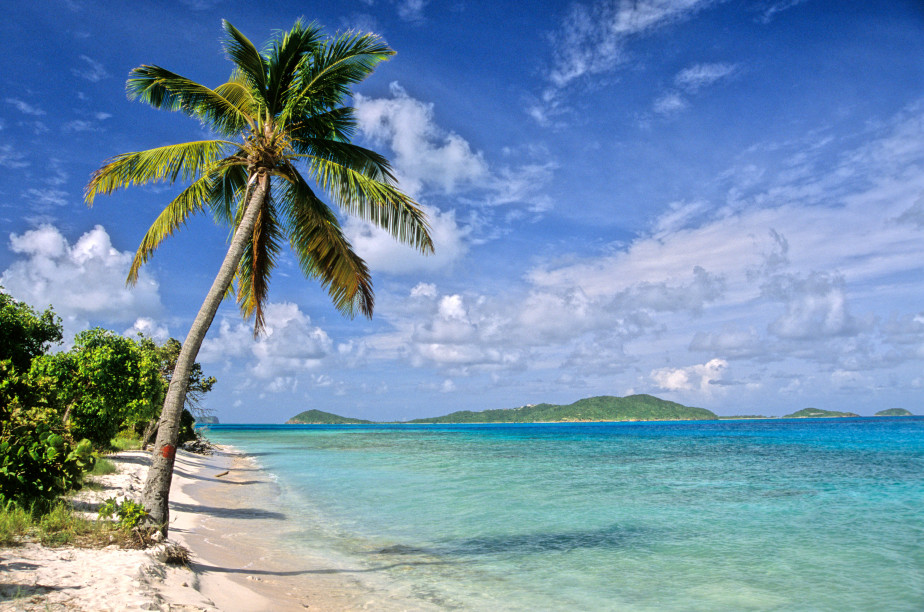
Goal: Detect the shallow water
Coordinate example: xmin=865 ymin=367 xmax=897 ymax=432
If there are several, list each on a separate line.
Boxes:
xmin=206 ymin=418 xmax=924 ymax=611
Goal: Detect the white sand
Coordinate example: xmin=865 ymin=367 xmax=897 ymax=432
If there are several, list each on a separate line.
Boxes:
xmin=1 ymin=447 xmax=434 ymax=611
xmin=0 ymin=449 xmax=275 ymax=611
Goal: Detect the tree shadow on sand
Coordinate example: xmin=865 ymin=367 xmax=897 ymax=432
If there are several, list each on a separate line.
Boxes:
xmin=167 ymin=501 xmax=285 ymax=520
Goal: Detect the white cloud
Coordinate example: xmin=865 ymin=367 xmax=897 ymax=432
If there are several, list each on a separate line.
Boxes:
xmin=397 ymin=0 xmax=428 ymax=22
xmin=651 ymin=358 xmax=728 ymax=392
xmin=758 ymin=0 xmax=809 ymax=23
xmin=200 ymin=302 xmax=333 ymax=379
xmin=548 ymin=0 xmax=718 ymax=89
xmin=23 ymin=188 xmax=69 ymax=209
xmin=762 ymin=272 xmax=857 ymax=340
xmin=344 ymin=204 xmax=470 ymax=275
xmin=675 ymin=62 xmax=739 ymax=92
xmin=1 ymin=225 xmax=163 ymax=334
xmin=71 ymin=55 xmax=109 ymax=82
xmin=351 ymin=84 xmax=555 ymax=272
xmin=653 ymin=92 xmax=688 ymax=115
xmin=6 ymin=98 xmax=45 ymax=116
xmin=0 ymin=144 xmax=29 ymax=168
xmin=354 ymin=83 xmax=489 ymax=197
xmin=124 ymin=317 xmax=170 ymax=343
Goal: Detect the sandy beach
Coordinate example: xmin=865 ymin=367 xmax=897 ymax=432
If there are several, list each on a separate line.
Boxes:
xmin=0 ymin=446 xmax=424 ymax=611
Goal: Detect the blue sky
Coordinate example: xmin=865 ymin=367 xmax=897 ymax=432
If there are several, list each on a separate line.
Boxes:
xmin=2 ymin=0 xmax=923 ymax=421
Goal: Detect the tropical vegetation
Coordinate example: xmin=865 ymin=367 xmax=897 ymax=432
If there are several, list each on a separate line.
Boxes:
xmin=0 ymin=289 xmax=213 ymax=529
xmin=84 ymin=19 xmax=432 ymax=533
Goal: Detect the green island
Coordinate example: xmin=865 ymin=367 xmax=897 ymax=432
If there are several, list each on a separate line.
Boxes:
xmin=784 ymin=408 xmax=860 ymax=418
xmin=873 ymin=408 xmax=914 ymax=417
xmin=287 ymin=394 xmax=718 ymax=424
xmin=287 ymin=409 xmax=374 ymax=425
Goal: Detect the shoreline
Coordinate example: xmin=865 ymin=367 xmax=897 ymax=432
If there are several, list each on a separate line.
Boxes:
xmin=0 ymin=445 xmax=420 ymax=611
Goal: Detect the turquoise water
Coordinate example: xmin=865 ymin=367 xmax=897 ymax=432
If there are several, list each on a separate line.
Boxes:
xmin=206 ymin=418 xmax=924 ymax=610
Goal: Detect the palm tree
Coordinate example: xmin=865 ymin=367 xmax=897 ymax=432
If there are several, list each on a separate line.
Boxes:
xmin=85 ymin=19 xmax=432 ymax=534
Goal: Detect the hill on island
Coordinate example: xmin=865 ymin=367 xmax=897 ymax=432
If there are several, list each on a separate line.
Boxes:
xmin=406 ymin=394 xmax=717 ymax=424
xmin=286 ymin=409 xmax=373 ymax=425
xmin=874 ymin=408 xmax=914 ymax=417
xmin=784 ymin=408 xmax=860 ymax=418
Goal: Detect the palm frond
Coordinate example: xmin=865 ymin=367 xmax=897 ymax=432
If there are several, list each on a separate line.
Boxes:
xmin=86 ymin=140 xmax=237 ymax=204
xmin=288 ymin=107 xmax=356 ymax=143
xmin=126 ymin=171 xmax=217 ymax=284
xmin=236 ymin=188 xmax=282 ymax=333
xmin=207 ymin=162 xmax=250 ymax=225
xmin=282 ymin=31 xmax=394 ymax=123
xmin=289 ymin=138 xmax=395 ymax=183
xmin=279 ymin=166 xmax=374 ymax=317
xmin=127 ymin=65 xmax=253 ymax=134
xmin=265 ymin=19 xmax=323 ymax=116
xmin=222 ymin=21 xmax=268 ymax=102
xmin=214 ymin=71 xmax=258 ymax=123
xmin=307 ymin=157 xmax=433 ymax=253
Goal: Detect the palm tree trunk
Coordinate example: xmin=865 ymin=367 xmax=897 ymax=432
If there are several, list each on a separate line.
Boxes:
xmin=142 ymin=172 xmax=268 ymax=534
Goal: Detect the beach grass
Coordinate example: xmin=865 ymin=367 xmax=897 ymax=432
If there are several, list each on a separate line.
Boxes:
xmin=0 ymin=500 xmax=137 ymax=548
xmin=110 ymin=435 xmax=143 ymax=451
xmin=91 ymin=456 xmax=119 ymax=476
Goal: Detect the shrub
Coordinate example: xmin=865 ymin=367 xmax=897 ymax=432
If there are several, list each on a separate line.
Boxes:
xmin=98 ymin=497 xmax=149 ymax=530
xmin=0 ymin=363 xmax=95 ymax=507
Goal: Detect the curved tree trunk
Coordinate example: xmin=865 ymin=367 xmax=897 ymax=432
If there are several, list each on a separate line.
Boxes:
xmin=142 ymin=173 xmax=268 ymax=534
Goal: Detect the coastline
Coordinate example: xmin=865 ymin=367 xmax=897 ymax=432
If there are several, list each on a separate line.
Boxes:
xmin=0 ymin=445 xmax=423 ymax=611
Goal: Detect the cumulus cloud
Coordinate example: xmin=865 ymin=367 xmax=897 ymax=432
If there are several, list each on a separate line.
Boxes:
xmin=367 ymin=101 xmax=924 ymax=400
xmin=762 ymin=272 xmax=857 ymax=339
xmin=351 ymin=84 xmax=555 ymax=272
xmin=344 ymin=205 xmax=470 ymax=274
xmin=354 ymin=83 xmax=488 ymax=197
xmin=124 ymin=317 xmax=171 ymax=343
xmin=1 ymin=224 xmax=163 ymax=334
xmin=651 ymin=358 xmax=728 ymax=392
xmin=199 ymin=302 xmax=333 ymax=379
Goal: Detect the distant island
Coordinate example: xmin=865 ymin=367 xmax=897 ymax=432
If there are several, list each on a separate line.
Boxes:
xmin=873 ymin=408 xmax=914 ymax=417
xmin=195 ymin=415 xmax=220 ymax=425
xmin=286 ymin=409 xmax=374 ymax=425
xmin=285 ymin=395 xmax=718 ymax=425
xmin=784 ymin=408 xmax=860 ymax=418
xmin=405 ymin=394 xmax=717 ymax=423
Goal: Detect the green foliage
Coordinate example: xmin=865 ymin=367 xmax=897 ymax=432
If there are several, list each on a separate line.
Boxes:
xmin=784 ymin=408 xmax=860 ymax=418
xmin=406 ymin=394 xmax=719 ymax=424
xmin=0 ymin=289 xmax=62 ymax=372
xmin=286 ymin=409 xmax=373 ymax=424
xmin=156 ymin=337 xmax=216 ymax=416
xmin=98 ymin=497 xmax=149 ymax=530
xmin=30 ymin=328 xmax=165 ymax=447
xmin=0 ymin=365 xmax=96 ymax=507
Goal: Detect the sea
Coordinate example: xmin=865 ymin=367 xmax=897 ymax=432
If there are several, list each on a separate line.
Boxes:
xmin=203 ymin=417 xmax=924 ymax=611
